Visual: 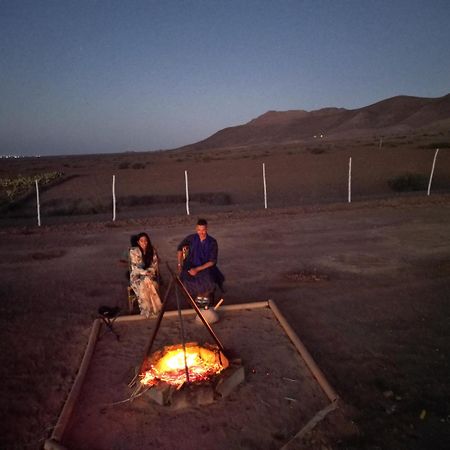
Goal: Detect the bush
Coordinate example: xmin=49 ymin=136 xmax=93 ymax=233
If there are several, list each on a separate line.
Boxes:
xmin=118 ymin=162 xmax=130 ymax=169
xmin=118 ymin=194 xmax=184 ymax=207
xmin=118 ymin=192 xmax=232 ymax=207
xmin=0 ymin=172 xmax=63 ymax=202
xmin=425 ymin=142 xmax=450 ymax=149
xmin=388 ymin=173 xmax=428 ymax=192
xmin=309 ymin=147 xmax=326 ymax=155
xmin=42 ymin=198 xmax=109 ymax=216
xmin=192 ymin=192 xmax=232 ymax=205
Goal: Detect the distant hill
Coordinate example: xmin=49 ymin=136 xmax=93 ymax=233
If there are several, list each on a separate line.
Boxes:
xmin=180 ymin=93 xmax=450 ymax=150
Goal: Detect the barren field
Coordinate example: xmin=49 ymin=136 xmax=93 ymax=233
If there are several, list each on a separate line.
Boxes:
xmin=1 ymin=134 xmax=450 ymax=225
xmin=1 ymin=141 xmax=450 ymax=449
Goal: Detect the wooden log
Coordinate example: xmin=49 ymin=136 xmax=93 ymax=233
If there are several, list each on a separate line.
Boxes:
xmin=50 ymin=319 xmax=101 ymax=443
xmin=268 ymin=299 xmax=339 ymax=403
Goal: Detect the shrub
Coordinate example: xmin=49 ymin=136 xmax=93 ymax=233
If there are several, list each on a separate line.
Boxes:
xmin=388 ymin=173 xmax=428 ymax=192
xmin=42 ymin=198 xmax=109 ymax=216
xmin=118 ymin=162 xmax=130 ymax=169
xmin=309 ymin=147 xmax=326 ymax=155
xmin=425 ymin=142 xmax=450 ymax=149
xmin=132 ymin=163 xmax=145 ymax=169
xmin=117 ymin=192 xmax=232 ymax=207
xmin=0 ymin=172 xmax=63 ymax=203
xmin=192 ymin=192 xmax=232 ymax=205
xmin=118 ymin=195 xmax=182 ymax=206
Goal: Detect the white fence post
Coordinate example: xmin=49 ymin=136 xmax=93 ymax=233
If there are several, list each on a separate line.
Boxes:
xmin=35 ymin=179 xmax=41 ymax=227
xmin=427 ymin=148 xmax=439 ymax=196
xmin=348 ymin=157 xmax=352 ymax=203
xmin=112 ymin=174 xmax=116 ymax=221
xmin=184 ymin=170 xmax=190 ymax=215
xmin=262 ymin=163 xmax=268 ymax=209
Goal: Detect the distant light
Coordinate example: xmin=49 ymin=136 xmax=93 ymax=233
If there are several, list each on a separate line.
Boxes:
xmin=0 ymin=154 xmax=40 ymax=159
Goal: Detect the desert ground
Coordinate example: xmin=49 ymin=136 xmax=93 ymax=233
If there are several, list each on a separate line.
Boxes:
xmin=1 ymin=136 xmax=450 ymax=449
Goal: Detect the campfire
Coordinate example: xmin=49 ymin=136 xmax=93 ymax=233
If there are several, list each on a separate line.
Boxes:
xmin=140 ymin=342 xmax=229 ymax=388
xmin=129 ymin=268 xmax=244 ymax=408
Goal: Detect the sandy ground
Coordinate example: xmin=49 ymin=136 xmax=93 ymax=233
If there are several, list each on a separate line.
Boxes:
xmin=1 ymin=194 xmax=450 ymax=449
xmin=62 ymin=308 xmax=333 ymax=450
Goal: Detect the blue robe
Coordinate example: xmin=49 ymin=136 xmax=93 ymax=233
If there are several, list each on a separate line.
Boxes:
xmin=177 ymin=233 xmax=224 ymax=297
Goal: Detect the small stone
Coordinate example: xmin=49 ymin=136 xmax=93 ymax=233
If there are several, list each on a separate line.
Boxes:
xmin=385 ymin=404 xmax=397 ymax=415
xmin=195 ymin=385 xmax=215 ymax=406
xmin=145 ymin=382 xmax=172 ymax=406
xmin=216 ymin=365 xmax=245 ymax=398
xmin=383 ymin=390 xmax=394 ymax=398
xmin=170 ymin=387 xmax=191 ymax=410
xmin=44 ymin=438 xmax=68 ymax=450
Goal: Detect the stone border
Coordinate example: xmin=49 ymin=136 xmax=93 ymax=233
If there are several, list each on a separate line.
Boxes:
xmin=44 ymin=300 xmax=339 ymax=449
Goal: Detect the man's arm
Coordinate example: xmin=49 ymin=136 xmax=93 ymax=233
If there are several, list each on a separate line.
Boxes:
xmin=188 ymin=237 xmax=217 ymax=276
xmin=176 ymin=235 xmax=192 ymax=272
xmin=188 ymin=260 xmax=214 ymax=276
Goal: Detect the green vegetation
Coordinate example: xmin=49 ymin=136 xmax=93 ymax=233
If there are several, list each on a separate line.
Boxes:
xmin=0 ymin=172 xmax=63 ymax=203
xmin=388 ymin=173 xmax=428 ymax=192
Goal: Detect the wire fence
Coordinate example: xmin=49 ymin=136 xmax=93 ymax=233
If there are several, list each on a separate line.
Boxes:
xmin=23 ymin=148 xmax=446 ymax=227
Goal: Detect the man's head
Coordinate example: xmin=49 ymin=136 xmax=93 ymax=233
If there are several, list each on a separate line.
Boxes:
xmin=196 ymin=218 xmax=208 ymax=240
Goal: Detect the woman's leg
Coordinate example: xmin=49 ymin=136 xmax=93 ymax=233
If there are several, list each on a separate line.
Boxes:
xmin=136 ymin=279 xmax=151 ymax=318
xmin=143 ymin=278 xmax=162 ymax=315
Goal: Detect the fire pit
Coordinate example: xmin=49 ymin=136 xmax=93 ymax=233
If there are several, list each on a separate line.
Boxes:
xmin=129 ymin=269 xmax=245 ymax=408
xmin=48 ymin=302 xmax=340 ymax=450
xmin=139 ymin=342 xmax=244 ymax=408
xmin=140 ymin=342 xmax=229 ymax=387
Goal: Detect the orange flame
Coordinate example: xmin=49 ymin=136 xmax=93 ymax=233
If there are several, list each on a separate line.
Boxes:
xmin=140 ymin=343 xmax=228 ymax=388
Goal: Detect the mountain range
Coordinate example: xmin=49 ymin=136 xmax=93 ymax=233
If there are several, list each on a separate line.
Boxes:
xmin=180 ymin=93 xmax=450 ymax=150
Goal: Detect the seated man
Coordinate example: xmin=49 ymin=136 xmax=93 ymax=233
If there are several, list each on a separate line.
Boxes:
xmin=177 ymin=218 xmax=224 ymax=306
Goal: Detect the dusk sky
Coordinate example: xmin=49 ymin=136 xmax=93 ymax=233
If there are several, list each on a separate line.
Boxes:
xmin=1 ymin=0 xmax=449 ymax=156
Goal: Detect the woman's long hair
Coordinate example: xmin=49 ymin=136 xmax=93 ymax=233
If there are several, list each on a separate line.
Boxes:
xmin=134 ymin=232 xmax=154 ymax=269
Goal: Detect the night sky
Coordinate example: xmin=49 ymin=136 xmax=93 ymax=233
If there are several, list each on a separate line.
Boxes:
xmin=1 ymin=0 xmax=449 ymax=156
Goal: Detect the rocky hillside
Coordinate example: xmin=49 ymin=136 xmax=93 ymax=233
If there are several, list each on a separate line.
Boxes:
xmin=181 ymin=93 xmax=450 ymax=150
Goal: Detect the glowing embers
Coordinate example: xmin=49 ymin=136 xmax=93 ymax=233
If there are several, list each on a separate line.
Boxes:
xmin=140 ymin=342 xmax=229 ymax=388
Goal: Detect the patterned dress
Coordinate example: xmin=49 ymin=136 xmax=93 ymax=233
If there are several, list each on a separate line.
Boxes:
xmin=129 ymin=246 xmax=162 ymax=317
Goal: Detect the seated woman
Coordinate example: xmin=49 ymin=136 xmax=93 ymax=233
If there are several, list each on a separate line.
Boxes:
xmin=129 ymin=232 xmax=162 ymax=317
